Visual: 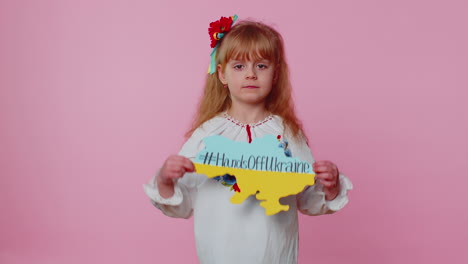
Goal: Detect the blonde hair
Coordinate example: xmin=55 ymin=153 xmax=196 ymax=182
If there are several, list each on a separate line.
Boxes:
xmin=187 ymin=20 xmax=305 ymax=139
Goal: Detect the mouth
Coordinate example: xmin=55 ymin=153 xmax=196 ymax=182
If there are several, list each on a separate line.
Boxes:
xmin=243 ymin=86 xmax=260 ymax=89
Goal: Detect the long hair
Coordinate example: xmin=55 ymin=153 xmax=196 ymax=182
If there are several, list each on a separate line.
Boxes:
xmin=187 ymin=20 xmax=304 ymax=139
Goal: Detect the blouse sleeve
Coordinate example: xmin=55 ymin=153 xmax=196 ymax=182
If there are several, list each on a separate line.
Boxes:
xmin=142 ymin=126 xmax=208 ymax=219
xmin=291 ymin=134 xmax=354 ymax=216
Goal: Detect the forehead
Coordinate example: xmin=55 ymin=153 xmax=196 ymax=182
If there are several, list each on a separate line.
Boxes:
xmin=229 ymin=47 xmax=268 ymax=60
xmin=223 ymin=35 xmax=276 ymax=63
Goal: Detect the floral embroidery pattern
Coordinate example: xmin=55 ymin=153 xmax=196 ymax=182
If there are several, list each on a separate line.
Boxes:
xmin=213 ymin=174 xmax=241 ymax=192
xmin=277 ymin=135 xmax=292 ymax=157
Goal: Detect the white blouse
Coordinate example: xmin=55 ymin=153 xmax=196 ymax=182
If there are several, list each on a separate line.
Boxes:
xmin=143 ymin=112 xmax=353 ymax=264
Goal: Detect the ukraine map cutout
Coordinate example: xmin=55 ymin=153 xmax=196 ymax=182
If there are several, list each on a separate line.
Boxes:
xmin=194 ymin=134 xmax=315 ymax=215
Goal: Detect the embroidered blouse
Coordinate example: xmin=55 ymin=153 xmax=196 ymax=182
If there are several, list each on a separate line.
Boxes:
xmin=143 ymin=112 xmax=353 ymax=264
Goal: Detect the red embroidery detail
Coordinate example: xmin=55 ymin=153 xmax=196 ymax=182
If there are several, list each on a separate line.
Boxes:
xmin=233 ymin=183 xmax=241 ymax=192
xmin=223 ymin=113 xmax=273 ymax=128
xmin=246 ymin=125 xmax=252 ymax=143
xmin=277 ymin=135 xmax=281 ymax=140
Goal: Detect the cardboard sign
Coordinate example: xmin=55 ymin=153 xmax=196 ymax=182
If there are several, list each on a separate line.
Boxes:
xmin=194 ymin=134 xmax=315 ymax=215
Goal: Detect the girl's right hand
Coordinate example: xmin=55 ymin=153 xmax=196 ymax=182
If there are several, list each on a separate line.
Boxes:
xmin=157 ymin=155 xmax=195 ymax=187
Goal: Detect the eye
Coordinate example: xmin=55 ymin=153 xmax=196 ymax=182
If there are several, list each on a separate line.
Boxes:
xmin=233 ymin=64 xmax=244 ymax=70
xmin=257 ymin=63 xmax=268 ymax=69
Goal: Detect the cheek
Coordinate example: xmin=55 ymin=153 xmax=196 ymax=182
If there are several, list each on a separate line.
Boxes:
xmin=264 ymin=72 xmax=275 ymax=85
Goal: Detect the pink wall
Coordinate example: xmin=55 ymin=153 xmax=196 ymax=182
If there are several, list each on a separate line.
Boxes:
xmin=1 ymin=0 xmax=467 ymax=263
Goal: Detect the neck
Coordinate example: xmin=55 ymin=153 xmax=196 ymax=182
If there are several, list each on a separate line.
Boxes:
xmin=228 ymin=102 xmax=269 ymax=124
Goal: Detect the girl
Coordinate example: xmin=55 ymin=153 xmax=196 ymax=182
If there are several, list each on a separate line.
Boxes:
xmin=143 ymin=15 xmax=353 ymax=264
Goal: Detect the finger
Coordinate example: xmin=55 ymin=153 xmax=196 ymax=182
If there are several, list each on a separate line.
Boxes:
xmin=164 ymin=156 xmax=179 ymax=168
xmin=320 ymin=179 xmax=338 ymax=188
xmin=315 ymin=167 xmax=339 ymax=179
xmin=182 ymin=158 xmax=195 ymax=172
xmin=314 ymin=160 xmax=331 ymax=167
xmin=167 ymin=161 xmax=187 ymax=173
xmin=168 ymin=159 xmax=194 ymax=176
xmin=166 ymin=154 xmax=187 ymax=164
xmin=314 ymin=161 xmax=338 ymax=173
xmin=174 ymin=156 xmax=195 ymax=172
xmin=313 ymin=165 xmax=331 ymax=173
xmin=315 ymin=172 xmax=334 ymax=181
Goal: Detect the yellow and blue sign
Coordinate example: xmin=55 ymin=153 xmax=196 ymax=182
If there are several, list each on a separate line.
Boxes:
xmin=194 ymin=134 xmax=315 ymax=215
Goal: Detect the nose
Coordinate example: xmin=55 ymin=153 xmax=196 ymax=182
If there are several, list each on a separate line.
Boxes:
xmin=245 ymin=66 xmax=257 ymax=80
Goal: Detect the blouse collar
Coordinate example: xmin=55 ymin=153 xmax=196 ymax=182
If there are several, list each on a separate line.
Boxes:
xmin=222 ymin=112 xmax=273 ymax=128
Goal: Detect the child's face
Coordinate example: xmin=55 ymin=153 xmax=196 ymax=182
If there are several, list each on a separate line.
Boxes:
xmin=218 ymin=59 xmax=275 ymax=107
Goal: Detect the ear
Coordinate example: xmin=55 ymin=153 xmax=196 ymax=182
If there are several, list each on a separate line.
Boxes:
xmin=217 ymin=64 xmax=227 ymax=84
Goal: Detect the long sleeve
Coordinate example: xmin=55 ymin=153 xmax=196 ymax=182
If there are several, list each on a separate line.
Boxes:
xmin=297 ymin=173 xmax=353 ymax=215
xmin=143 ymin=171 xmax=195 ymax=218
xmin=142 ymin=126 xmax=209 ymax=219
xmin=291 ymin=134 xmax=353 ymax=216
xmin=143 ymin=114 xmax=352 ymax=263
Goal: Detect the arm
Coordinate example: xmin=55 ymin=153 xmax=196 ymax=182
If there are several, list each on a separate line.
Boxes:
xmin=297 ymin=173 xmax=353 ymax=216
xmin=290 ymin=134 xmax=353 ymax=216
xmin=143 ymin=169 xmax=197 ymax=219
xmin=142 ymin=127 xmax=208 ymax=219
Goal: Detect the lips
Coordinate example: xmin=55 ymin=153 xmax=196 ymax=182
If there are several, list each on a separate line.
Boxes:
xmin=243 ymin=86 xmax=259 ymax=89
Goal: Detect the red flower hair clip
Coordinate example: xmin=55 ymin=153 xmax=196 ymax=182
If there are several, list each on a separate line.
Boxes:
xmin=208 ymin=15 xmax=237 ymax=48
xmin=207 ymin=15 xmax=238 ymax=74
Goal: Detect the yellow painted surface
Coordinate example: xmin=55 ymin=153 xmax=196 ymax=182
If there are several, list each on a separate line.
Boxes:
xmin=194 ymin=163 xmax=315 ymax=215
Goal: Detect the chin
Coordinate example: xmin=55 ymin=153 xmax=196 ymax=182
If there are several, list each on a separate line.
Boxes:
xmin=240 ymin=97 xmax=267 ymax=105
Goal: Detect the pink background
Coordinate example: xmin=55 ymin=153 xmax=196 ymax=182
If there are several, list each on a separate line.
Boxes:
xmin=1 ymin=0 xmax=467 ymax=263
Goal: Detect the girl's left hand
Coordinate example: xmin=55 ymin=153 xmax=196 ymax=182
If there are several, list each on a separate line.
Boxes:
xmin=313 ymin=160 xmax=340 ymax=201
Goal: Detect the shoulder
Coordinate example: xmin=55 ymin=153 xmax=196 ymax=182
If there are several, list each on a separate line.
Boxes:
xmin=190 ymin=113 xmax=226 ymax=137
xmin=271 ymin=114 xmax=284 ymax=127
xmin=256 ymin=114 xmax=284 ymax=133
xmin=179 ymin=114 xmax=227 ymax=159
xmin=269 ymin=114 xmax=306 ymax=140
xmin=267 ymin=115 xmax=313 ymax=163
